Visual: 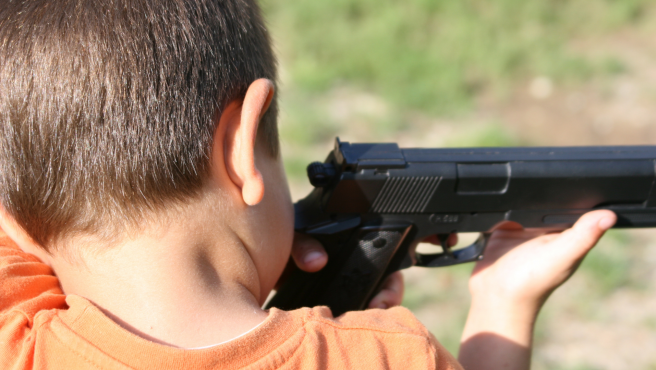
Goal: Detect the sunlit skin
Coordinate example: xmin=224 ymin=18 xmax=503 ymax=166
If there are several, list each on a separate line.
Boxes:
xmin=458 ymin=210 xmax=616 ymax=370
xmin=0 ymin=77 xmax=615 ymax=369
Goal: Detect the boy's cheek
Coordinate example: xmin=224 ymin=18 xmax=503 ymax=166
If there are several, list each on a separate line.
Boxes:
xmin=255 ymin=209 xmax=293 ymax=301
xmin=265 ymin=189 xmax=294 ymax=287
xmin=253 ymin=155 xmax=295 ymax=297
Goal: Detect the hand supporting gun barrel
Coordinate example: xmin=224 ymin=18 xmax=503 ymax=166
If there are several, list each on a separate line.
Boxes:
xmin=266 ymin=138 xmax=656 ymax=316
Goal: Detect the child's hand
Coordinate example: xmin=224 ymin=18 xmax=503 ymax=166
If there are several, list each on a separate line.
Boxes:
xmin=468 ymin=210 xmax=616 ymax=312
xmin=458 ymin=210 xmax=616 ymax=370
xmin=288 ymin=233 xmax=404 ymax=309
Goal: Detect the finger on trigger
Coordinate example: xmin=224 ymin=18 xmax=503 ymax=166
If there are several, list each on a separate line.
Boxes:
xmin=423 ymin=234 xmax=440 ymax=245
xmin=447 ymin=233 xmax=458 ymax=247
xmin=424 ymin=233 xmax=457 ymax=247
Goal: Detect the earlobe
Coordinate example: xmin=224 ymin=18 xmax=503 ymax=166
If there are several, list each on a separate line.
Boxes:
xmin=242 ymin=174 xmax=265 ymax=206
xmin=217 ymin=79 xmax=275 ymax=206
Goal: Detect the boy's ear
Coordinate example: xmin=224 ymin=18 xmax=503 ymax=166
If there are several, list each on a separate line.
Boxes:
xmin=215 ymin=78 xmax=275 ymax=206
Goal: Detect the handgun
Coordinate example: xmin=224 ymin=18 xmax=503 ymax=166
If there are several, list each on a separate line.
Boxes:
xmin=266 ymin=138 xmax=656 ymax=316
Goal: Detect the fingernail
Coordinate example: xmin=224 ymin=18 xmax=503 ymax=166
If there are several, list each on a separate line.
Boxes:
xmin=598 ymin=217 xmax=615 ymax=230
xmin=303 ymin=251 xmax=323 ymax=264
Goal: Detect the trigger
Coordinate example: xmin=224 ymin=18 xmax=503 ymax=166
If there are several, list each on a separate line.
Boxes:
xmin=437 ymin=233 xmax=454 ymax=258
xmin=415 ymin=233 xmax=490 ymax=268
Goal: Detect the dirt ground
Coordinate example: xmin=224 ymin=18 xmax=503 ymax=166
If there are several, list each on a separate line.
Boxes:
xmin=490 ymin=30 xmax=656 ymax=147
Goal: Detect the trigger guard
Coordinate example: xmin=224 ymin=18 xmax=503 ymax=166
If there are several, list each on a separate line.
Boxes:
xmin=415 ymin=233 xmax=490 ymax=267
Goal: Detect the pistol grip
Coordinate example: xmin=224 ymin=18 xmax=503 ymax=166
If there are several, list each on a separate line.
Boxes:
xmin=266 ymin=225 xmax=411 ymax=316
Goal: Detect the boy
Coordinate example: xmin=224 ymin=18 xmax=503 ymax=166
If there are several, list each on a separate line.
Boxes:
xmin=0 ymin=0 xmax=615 ymax=369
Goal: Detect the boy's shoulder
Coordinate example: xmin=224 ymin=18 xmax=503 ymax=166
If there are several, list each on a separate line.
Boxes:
xmin=272 ymin=306 xmax=463 ymax=369
xmin=302 ymin=305 xmax=430 ymax=336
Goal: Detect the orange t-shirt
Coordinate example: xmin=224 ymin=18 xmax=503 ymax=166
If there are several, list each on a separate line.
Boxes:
xmin=0 ymin=234 xmax=463 ymax=370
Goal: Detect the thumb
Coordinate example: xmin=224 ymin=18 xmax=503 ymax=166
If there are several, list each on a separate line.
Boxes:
xmin=290 ymin=232 xmax=328 ymax=273
xmin=552 ymin=210 xmax=616 ymax=260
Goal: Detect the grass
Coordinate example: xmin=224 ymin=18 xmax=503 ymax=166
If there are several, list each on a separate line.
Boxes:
xmin=579 ymin=230 xmax=641 ymax=296
xmin=403 ymin=264 xmax=473 ymax=310
xmin=402 ymin=263 xmax=473 ymax=355
xmin=264 ymin=0 xmax=649 ymax=116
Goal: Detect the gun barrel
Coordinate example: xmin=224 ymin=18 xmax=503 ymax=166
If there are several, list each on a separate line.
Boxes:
xmin=322 ymin=140 xmax=656 ymax=233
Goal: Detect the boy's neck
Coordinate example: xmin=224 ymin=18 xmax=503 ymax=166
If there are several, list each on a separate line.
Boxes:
xmin=49 ymin=195 xmax=270 ymax=348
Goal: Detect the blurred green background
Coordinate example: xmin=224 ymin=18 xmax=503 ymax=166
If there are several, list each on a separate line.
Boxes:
xmin=262 ymin=1 xmax=656 ymax=368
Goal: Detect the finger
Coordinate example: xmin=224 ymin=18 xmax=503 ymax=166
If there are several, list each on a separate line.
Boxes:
xmin=290 ymin=232 xmax=328 ymax=273
xmin=423 ymin=234 xmax=440 ymax=245
xmin=447 ymin=233 xmax=458 ymax=247
xmin=481 ymin=230 xmax=540 ymax=258
xmin=551 ymin=210 xmax=616 ymax=259
xmin=423 ymin=233 xmax=458 ymax=247
xmin=367 ymin=271 xmax=404 ymax=309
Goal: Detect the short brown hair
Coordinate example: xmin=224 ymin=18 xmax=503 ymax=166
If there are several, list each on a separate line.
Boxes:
xmin=0 ymin=0 xmax=278 ymax=249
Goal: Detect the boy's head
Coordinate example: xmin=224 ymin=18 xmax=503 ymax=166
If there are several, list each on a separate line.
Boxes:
xmin=0 ymin=0 xmax=279 ymax=250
